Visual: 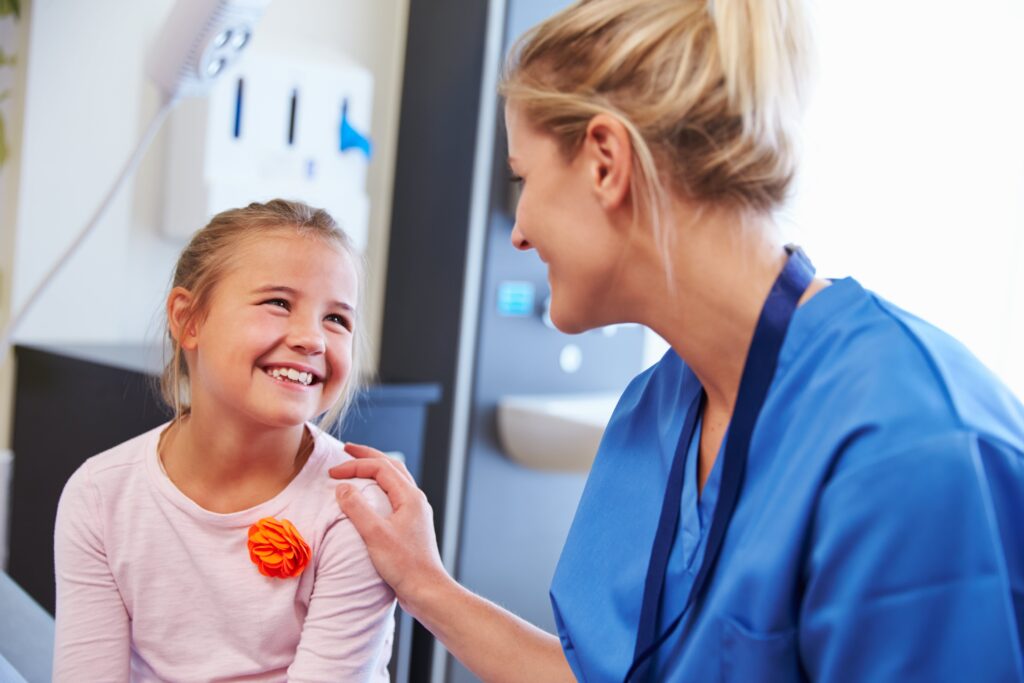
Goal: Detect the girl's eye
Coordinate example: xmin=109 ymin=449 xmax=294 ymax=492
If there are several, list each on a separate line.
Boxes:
xmin=262 ymin=298 xmax=290 ymax=310
xmin=325 ymin=313 xmax=352 ymax=331
xmin=509 ymin=174 xmax=524 ymax=185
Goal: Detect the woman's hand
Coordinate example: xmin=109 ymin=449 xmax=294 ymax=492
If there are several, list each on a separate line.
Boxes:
xmin=333 ymin=445 xmax=575 ymax=683
xmin=331 ymin=444 xmax=449 ymax=615
xmin=333 ymin=448 xmax=577 ymax=683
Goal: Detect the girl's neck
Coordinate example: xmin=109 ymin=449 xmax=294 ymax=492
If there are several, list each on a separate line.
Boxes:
xmin=159 ymin=412 xmax=313 ymax=513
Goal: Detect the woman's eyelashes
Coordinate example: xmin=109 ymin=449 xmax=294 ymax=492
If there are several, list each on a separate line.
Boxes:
xmin=509 ymin=173 xmax=524 ymax=185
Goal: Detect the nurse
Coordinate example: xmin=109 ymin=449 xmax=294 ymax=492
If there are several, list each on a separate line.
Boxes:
xmin=332 ymin=0 xmax=1024 ymax=680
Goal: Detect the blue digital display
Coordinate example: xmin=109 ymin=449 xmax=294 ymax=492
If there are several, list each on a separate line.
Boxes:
xmin=497 ymin=281 xmax=535 ymax=317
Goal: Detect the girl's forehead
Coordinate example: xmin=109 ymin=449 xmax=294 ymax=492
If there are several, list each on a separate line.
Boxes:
xmin=222 ymin=232 xmax=356 ymax=288
xmin=236 ymin=231 xmax=350 ymax=262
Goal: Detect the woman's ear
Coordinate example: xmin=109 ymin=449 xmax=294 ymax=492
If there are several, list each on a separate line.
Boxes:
xmin=167 ymin=287 xmax=198 ymax=351
xmin=582 ymin=113 xmax=633 ymax=212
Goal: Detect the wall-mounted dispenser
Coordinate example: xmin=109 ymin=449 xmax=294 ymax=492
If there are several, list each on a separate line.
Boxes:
xmin=146 ymin=0 xmax=272 ymax=100
xmin=162 ymin=51 xmax=374 ymax=249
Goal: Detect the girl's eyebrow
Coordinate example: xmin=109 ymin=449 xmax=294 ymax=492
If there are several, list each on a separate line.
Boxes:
xmin=253 ymin=285 xmax=355 ymax=312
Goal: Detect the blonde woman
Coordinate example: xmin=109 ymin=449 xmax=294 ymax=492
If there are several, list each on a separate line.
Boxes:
xmin=332 ymin=1 xmax=1024 ymax=681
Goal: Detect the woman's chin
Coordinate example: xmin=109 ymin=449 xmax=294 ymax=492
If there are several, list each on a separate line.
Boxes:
xmin=548 ymin=308 xmax=591 ymax=335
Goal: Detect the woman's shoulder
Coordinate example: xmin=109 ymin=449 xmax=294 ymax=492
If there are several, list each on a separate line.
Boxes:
xmin=790 ymin=279 xmax=1024 ymax=445
xmin=778 ymin=281 xmax=1024 ymax=486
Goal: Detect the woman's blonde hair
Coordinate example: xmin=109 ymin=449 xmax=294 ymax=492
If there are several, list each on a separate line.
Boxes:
xmin=500 ymin=0 xmax=811 ymax=243
xmin=160 ymin=199 xmax=367 ymax=431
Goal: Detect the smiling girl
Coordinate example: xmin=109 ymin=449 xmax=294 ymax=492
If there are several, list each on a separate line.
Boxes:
xmin=53 ymin=200 xmax=395 ymax=682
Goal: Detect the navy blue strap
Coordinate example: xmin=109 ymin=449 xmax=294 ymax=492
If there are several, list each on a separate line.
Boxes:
xmin=632 ymin=389 xmax=704 ymax=665
xmin=626 ymin=246 xmax=815 ymax=682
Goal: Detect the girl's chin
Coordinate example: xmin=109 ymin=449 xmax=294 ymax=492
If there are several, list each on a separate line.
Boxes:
xmin=242 ymin=405 xmax=318 ymax=430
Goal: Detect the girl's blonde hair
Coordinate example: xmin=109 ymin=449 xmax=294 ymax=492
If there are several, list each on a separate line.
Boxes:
xmin=500 ymin=0 xmax=811 ymax=245
xmin=160 ymin=199 xmax=367 ymax=431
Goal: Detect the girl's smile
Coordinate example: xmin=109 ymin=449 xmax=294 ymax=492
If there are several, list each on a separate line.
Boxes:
xmin=261 ymin=362 xmax=324 ymax=387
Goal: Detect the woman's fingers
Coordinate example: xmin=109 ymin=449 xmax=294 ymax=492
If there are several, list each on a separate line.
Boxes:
xmin=333 ymin=453 xmax=447 ymax=608
xmin=335 ymin=442 xmax=416 ymax=484
xmin=331 ymin=458 xmax=415 ymax=510
xmin=336 ymin=483 xmax=390 ymax=545
xmin=342 ymin=442 xmax=388 ymax=459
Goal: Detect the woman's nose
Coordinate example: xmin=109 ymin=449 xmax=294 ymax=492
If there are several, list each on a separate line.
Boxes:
xmin=510 ymin=223 xmax=531 ymax=251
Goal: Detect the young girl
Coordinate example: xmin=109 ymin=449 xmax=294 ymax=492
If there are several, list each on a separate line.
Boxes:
xmin=53 ymin=200 xmax=395 ymax=681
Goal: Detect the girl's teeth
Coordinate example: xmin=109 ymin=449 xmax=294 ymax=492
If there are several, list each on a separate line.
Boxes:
xmin=267 ymin=368 xmax=313 ymax=385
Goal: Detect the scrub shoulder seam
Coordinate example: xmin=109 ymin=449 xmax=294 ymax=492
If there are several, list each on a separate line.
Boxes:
xmin=865 ymin=292 xmax=964 ymax=430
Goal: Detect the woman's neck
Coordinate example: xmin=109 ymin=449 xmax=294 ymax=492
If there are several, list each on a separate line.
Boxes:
xmin=159 ymin=411 xmax=312 ymax=513
xmin=623 ymin=203 xmax=830 ymax=495
xmin=630 ymin=204 xmax=826 ymax=418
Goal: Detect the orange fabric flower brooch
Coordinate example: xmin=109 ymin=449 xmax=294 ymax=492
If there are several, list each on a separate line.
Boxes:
xmin=247 ymin=517 xmax=311 ymax=579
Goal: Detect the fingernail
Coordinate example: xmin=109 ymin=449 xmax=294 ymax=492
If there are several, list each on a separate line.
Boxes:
xmin=337 ymin=484 xmax=352 ymax=499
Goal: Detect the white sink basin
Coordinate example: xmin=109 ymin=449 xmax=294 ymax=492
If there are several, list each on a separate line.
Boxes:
xmin=496 ymin=392 xmax=621 ymax=471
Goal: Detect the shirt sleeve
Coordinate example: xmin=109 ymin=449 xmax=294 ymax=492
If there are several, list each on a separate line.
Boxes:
xmin=799 ymin=431 xmax=1024 ymax=681
xmin=52 ymin=465 xmax=131 ymax=682
xmin=287 ymin=481 xmax=397 ymax=682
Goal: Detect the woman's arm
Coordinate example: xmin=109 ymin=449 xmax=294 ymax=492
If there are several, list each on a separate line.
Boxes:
xmin=332 ymin=446 xmax=575 ymax=683
xmin=52 ymin=467 xmax=130 ymax=682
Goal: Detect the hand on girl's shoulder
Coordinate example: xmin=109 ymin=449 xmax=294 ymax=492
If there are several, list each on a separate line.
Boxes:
xmin=319 ymin=435 xmax=393 ymax=520
xmin=333 ymin=475 xmax=392 ymax=520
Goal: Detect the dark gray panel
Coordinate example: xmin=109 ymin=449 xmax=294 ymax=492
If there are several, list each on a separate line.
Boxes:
xmin=378 ymin=0 xmax=492 ymax=679
xmin=446 ymin=1 xmax=648 ymax=681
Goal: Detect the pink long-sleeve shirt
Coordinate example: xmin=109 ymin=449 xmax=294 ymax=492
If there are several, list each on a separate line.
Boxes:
xmin=53 ymin=423 xmax=395 ymax=682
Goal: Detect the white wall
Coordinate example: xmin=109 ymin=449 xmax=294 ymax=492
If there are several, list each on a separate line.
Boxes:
xmin=645 ymin=0 xmax=1024 ymax=401
xmin=9 ymin=0 xmax=409 ymax=372
xmin=0 ymin=3 xmax=28 ymax=454
xmin=0 ymin=3 xmax=28 ymax=564
xmin=784 ymin=0 xmax=1024 ymax=397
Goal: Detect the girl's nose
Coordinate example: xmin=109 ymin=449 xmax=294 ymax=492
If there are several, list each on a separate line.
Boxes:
xmin=287 ymin=322 xmax=326 ymax=355
xmin=510 ymin=223 xmax=531 ymax=251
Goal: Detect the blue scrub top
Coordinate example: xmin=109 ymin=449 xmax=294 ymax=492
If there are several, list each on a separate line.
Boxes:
xmin=550 ymin=277 xmax=1024 ymax=682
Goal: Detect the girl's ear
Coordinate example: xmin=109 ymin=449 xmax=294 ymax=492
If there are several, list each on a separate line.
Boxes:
xmin=581 ymin=113 xmax=634 ymax=212
xmin=167 ymin=287 xmax=198 ymax=351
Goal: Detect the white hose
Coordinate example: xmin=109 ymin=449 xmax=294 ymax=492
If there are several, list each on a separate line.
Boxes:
xmin=0 ymin=93 xmax=178 ymax=360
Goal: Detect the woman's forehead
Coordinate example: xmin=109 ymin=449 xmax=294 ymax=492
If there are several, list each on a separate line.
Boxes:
xmin=505 ymin=105 xmax=552 ymax=161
